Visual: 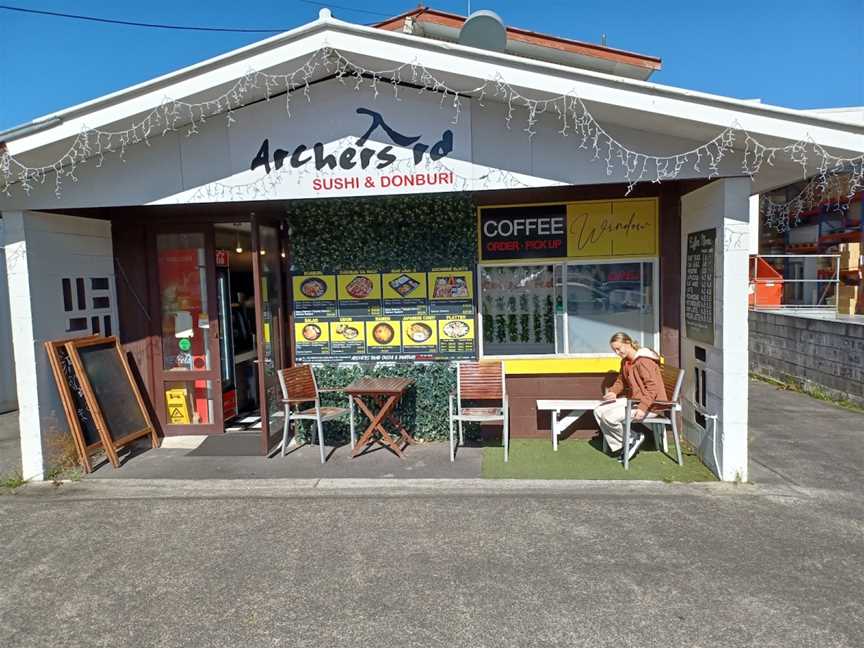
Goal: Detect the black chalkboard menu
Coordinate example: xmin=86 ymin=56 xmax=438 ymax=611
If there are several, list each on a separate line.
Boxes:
xmin=45 ymin=337 xmax=104 ymax=472
xmin=75 ymin=341 xmax=150 ymax=444
xmin=685 ymin=228 xmax=716 ymax=345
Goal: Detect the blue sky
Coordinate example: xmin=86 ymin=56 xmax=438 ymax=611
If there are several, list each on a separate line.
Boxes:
xmin=1 ymin=0 xmax=862 ymax=132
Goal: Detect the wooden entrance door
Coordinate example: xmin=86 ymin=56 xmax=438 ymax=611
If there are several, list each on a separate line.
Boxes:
xmin=149 ymin=226 xmax=225 ymax=435
xmin=251 ymin=216 xmax=288 ymax=454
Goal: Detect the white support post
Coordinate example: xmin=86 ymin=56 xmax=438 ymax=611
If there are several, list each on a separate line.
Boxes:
xmin=680 ymin=178 xmax=751 ymax=482
xmin=2 ymin=210 xmax=118 ymax=481
xmin=3 ymin=211 xmax=43 ymax=480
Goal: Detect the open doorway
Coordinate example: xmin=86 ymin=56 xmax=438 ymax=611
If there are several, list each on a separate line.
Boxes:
xmin=214 ymin=223 xmax=261 ymax=432
xmin=146 ymin=215 xmax=287 ymax=454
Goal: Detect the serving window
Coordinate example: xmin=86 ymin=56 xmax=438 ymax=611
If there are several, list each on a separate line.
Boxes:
xmin=477 ymin=197 xmax=660 ymax=360
xmin=479 ymin=260 xmax=658 ymax=358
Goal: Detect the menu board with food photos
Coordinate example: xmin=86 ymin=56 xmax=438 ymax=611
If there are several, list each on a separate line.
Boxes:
xmin=293 ymin=266 xmax=476 ymax=362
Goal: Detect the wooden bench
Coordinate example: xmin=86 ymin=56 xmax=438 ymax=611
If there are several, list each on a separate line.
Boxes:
xmin=536 ymin=399 xmax=605 ymax=452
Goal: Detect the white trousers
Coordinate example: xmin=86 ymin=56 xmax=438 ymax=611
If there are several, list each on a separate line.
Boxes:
xmin=593 ymin=398 xmax=633 ymax=453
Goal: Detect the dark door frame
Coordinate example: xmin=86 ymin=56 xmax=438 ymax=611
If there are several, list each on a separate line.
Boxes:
xmin=251 ymin=214 xmax=289 ymax=455
xmin=147 ymin=223 xmax=225 ymax=435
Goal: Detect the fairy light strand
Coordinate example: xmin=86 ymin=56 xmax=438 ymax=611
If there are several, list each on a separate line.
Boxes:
xmin=1 ymin=46 xmax=862 ymax=233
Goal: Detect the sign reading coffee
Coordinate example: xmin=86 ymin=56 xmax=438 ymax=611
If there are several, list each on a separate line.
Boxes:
xmin=479 ymin=198 xmax=658 ymax=262
xmin=480 ymin=205 xmax=568 ymax=260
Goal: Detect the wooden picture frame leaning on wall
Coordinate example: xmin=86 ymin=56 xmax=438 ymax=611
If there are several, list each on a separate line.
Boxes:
xmin=63 ymin=336 xmax=159 ymax=469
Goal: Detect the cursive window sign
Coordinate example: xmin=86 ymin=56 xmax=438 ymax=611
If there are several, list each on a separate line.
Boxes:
xmin=568 ymin=210 xmax=651 ymax=252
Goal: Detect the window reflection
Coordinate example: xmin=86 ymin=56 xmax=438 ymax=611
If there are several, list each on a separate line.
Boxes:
xmin=480 ymin=261 xmax=655 ymax=356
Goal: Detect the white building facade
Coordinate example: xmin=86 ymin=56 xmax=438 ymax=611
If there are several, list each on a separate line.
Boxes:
xmin=2 ymin=10 xmax=863 ymax=481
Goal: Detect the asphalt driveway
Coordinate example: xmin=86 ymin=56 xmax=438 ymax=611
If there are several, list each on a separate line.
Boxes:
xmin=0 ymin=381 xmax=862 ymax=647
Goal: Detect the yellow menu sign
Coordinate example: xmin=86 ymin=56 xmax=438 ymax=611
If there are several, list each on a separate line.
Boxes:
xmin=337 ymin=273 xmax=382 ymax=301
xmin=566 ymin=199 xmax=657 ymax=258
xmin=330 ymin=320 xmax=365 ymax=343
xmin=366 ymin=319 xmax=402 ymax=347
xmin=402 ymin=317 xmax=438 ymax=347
xmin=438 ymin=316 xmax=475 ymax=341
xmin=295 ymin=321 xmax=330 ymax=344
xmin=382 ymin=271 xmax=427 ymax=300
xmin=428 ymin=271 xmax=473 ymax=300
xmin=293 ymin=274 xmax=336 ymax=302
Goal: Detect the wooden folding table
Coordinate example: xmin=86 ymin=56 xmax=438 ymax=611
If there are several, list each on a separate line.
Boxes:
xmin=344 ymin=377 xmax=415 ymax=458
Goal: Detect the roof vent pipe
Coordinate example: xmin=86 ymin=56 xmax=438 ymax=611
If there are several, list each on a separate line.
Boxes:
xmin=458 ymin=10 xmax=507 ymax=52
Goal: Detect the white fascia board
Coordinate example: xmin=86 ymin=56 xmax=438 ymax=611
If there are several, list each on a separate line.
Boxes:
xmin=324 ymin=30 xmax=864 ymax=155
xmin=7 ymin=15 xmax=864 ymax=158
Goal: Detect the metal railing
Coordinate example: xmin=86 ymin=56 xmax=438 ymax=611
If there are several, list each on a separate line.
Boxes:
xmin=749 ymin=254 xmax=840 ymax=314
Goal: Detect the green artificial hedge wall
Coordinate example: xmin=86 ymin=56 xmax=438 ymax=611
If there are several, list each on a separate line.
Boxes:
xmin=290 ymin=192 xmax=476 ymax=270
xmin=290 ymin=192 xmax=477 ymax=442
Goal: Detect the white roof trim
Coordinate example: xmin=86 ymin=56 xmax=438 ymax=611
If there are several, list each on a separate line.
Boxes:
xmin=5 ymin=12 xmax=864 ymax=158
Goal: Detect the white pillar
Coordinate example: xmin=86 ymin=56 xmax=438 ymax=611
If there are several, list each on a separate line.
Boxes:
xmin=3 ymin=211 xmax=118 ymax=481
xmin=749 ymin=194 xmax=760 ymax=255
xmin=680 ymin=178 xmax=751 ymax=482
xmin=0 ymin=219 xmax=17 ymax=413
xmin=3 ymin=211 xmax=43 ymax=480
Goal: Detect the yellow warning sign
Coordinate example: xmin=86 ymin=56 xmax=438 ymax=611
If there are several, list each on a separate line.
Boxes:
xmin=165 ymin=388 xmax=191 ymax=425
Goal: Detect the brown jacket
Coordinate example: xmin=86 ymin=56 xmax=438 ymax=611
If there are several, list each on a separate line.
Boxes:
xmin=609 ymin=348 xmax=667 ymax=414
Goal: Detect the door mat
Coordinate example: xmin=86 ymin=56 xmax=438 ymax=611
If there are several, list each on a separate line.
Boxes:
xmin=185 ymin=432 xmax=261 ymax=457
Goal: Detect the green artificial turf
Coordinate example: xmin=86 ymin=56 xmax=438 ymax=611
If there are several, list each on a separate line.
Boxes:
xmin=482 ymin=438 xmax=717 ymax=481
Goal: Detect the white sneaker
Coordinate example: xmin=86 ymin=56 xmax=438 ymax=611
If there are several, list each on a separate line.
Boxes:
xmin=619 ymin=432 xmax=644 ymax=462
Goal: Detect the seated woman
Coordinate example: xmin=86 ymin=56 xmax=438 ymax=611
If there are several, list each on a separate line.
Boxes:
xmin=594 ymin=331 xmax=667 ymax=461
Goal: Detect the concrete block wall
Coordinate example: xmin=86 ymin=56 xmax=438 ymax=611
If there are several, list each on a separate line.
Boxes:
xmin=749 ymin=311 xmax=864 ymax=407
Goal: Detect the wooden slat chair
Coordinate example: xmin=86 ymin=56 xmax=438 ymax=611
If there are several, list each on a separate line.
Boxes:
xmin=622 ymin=364 xmax=686 ymax=470
xmin=276 ymin=365 xmax=352 ymax=464
xmin=449 ymin=360 xmax=509 ymax=462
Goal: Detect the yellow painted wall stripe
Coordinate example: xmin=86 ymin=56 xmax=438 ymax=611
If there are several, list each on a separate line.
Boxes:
xmin=502 ymin=357 xmax=621 ymax=374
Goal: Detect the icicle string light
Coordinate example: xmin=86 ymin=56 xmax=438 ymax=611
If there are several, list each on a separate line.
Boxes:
xmin=1 ymin=47 xmax=861 ymax=231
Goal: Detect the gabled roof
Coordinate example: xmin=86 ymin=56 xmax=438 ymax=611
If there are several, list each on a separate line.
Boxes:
xmin=373 ymin=7 xmax=662 ymax=80
xmin=1 ymin=9 xmax=862 ymax=197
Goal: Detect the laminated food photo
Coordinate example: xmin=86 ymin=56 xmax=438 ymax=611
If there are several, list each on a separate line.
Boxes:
xmin=299 ymin=277 xmax=327 ymax=299
xmin=345 ymin=275 xmax=374 ymax=299
xmin=388 ymin=273 xmax=420 ymax=297
xmin=407 ymin=322 xmax=433 ymax=343
xmin=433 ymin=275 xmax=469 ymax=298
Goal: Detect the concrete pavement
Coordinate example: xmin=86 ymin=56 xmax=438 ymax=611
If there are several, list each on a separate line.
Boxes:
xmin=88 ymin=432 xmax=485 ymax=480
xmin=748 ymin=379 xmax=864 ymax=492
xmin=0 ymin=381 xmax=862 ymax=647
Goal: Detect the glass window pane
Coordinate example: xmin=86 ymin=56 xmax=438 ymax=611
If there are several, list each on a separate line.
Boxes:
xmin=481 ymin=265 xmax=556 ymax=356
xmin=157 ymin=233 xmax=212 ymax=371
xmin=566 ymin=262 xmax=655 ymax=353
xmin=164 ymin=380 xmax=215 ymax=425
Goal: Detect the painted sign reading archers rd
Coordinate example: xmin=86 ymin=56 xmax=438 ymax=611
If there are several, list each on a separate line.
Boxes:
xmin=250 ymin=108 xmax=454 ymax=190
